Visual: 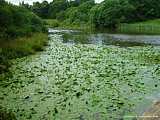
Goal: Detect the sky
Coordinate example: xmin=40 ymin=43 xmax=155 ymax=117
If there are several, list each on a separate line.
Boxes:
xmin=6 ymin=0 xmax=104 ymax=5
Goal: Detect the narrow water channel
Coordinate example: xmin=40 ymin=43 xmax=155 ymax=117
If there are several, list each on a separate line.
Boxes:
xmin=0 ymin=29 xmax=160 ymax=120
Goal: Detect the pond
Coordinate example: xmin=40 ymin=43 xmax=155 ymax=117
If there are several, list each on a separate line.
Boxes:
xmin=0 ymin=28 xmax=160 ymax=120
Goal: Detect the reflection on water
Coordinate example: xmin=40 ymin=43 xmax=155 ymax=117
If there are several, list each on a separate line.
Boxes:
xmin=58 ymin=29 xmax=160 ymax=47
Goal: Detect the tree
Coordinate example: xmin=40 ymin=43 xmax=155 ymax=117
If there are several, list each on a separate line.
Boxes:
xmin=48 ymin=0 xmax=69 ymax=19
xmin=128 ymin=0 xmax=160 ymax=21
xmin=64 ymin=0 xmax=95 ymax=25
xmin=32 ymin=1 xmax=49 ymax=18
xmin=91 ymin=0 xmax=134 ymax=28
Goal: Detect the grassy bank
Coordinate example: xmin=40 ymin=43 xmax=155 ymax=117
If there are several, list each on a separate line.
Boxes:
xmin=44 ymin=19 xmax=160 ymax=35
xmin=44 ymin=19 xmax=92 ymax=30
xmin=117 ymin=19 xmax=160 ymax=34
xmin=0 ymin=33 xmax=48 ymax=73
xmin=44 ymin=19 xmax=60 ymax=28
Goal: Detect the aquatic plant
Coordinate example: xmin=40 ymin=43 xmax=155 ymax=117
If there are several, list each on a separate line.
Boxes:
xmin=0 ymin=34 xmax=160 ymax=120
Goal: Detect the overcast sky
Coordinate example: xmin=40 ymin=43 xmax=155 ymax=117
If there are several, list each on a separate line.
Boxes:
xmin=6 ymin=0 xmax=104 ymax=5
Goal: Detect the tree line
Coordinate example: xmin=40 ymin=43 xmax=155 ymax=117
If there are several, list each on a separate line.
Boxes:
xmin=21 ymin=0 xmax=160 ymax=28
xmin=0 ymin=0 xmax=160 ymax=38
xmin=20 ymin=0 xmax=95 ymax=27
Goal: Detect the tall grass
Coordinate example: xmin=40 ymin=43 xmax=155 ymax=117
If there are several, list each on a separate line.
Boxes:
xmin=117 ymin=19 xmax=160 ymax=34
xmin=0 ymin=33 xmax=48 ymax=55
xmin=44 ymin=19 xmax=60 ymax=28
xmin=0 ymin=33 xmax=48 ymax=73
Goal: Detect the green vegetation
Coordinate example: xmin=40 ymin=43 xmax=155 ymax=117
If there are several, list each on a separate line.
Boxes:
xmin=0 ymin=33 xmax=47 ymax=56
xmin=44 ymin=19 xmax=93 ymax=30
xmin=44 ymin=19 xmax=60 ymax=28
xmin=0 ymin=1 xmax=47 ymax=73
xmin=90 ymin=0 xmax=135 ymax=28
xmin=90 ymin=0 xmax=160 ymax=28
xmin=0 ymin=34 xmax=160 ymax=120
xmin=22 ymin=0 xmax=95 ymax=28
xmin=44 ymin=18 xmax=160 ymax=34
xmin=0 ymin=1 xmax=48 ymax=118
xmin=0 ymin=1 xmax=45 ymax=39
xmin=139 ymin=19 xmax=160 ymax=25
xmin=1 ymin=0 xmax=160 ymax=119
xmin=117 ymin=19 xmax=160 ymax=34
xmin=22 ymin=0 xmax=160 ymax=31
xmin=0 ymin=33 xmax=47 ymax=73
xmin=62 ymin=0 xmax=95 ymax=27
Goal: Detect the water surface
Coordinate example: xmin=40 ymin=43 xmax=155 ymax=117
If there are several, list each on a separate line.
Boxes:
xmin=61 ymin=29 xmax=160 ymax=47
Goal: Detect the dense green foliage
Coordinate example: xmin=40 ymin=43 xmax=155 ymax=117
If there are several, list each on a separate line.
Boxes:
xmin=0 ymin=0 xmax=45 ymax=39
xmin=90 ymin=0 xmax=134 ymax=28
xmin=22 ymin=0 xmax=160 ymax=28
xmin=64 ymin=0 xmax=95 ymax=25
xmin=91 ymin=0 xmax=160 ymax=28
xmin=0 ymin=1 xmax=47 ymax=73
xmin=128 ymin=0 xmax=160 ymax=21
xmin=22 ymin=0 xmax=95 ymax=27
